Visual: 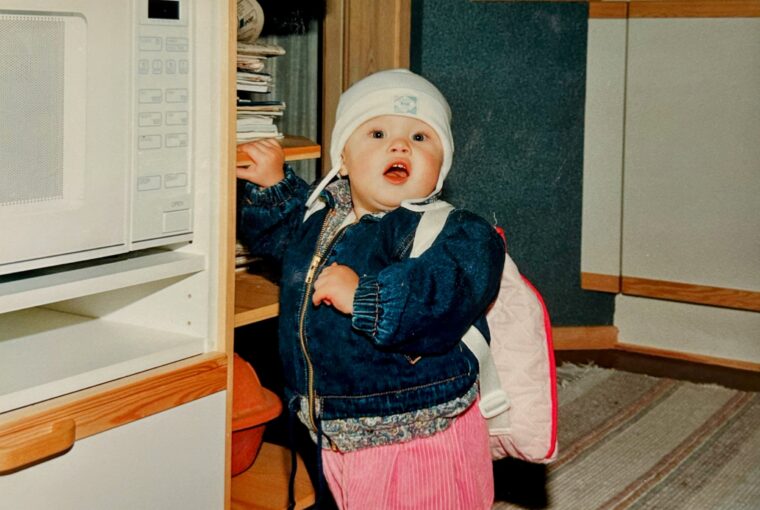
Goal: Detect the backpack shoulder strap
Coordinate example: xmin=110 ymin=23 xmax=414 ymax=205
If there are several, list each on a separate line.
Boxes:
xmin=410 ymin=201 xmax=511 ymax=418
xmin=410 ymin=202 xmax=455 ymax=258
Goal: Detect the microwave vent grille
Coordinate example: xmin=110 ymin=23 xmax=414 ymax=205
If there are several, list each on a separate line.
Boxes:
xmin=0 ymin=15 xmax=65 ymax=206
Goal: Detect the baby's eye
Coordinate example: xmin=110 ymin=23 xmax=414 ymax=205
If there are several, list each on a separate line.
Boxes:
xmin=412 ymin=133 xmax=426 ymax=142
xmin=371 ymin=130 xmax=385 ymax=139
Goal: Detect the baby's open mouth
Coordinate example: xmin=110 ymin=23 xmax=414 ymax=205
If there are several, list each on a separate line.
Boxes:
xmin=383 ymin=162 xmax=409 ymax=184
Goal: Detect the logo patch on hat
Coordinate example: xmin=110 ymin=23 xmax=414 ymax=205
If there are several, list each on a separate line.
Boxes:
xmin=393 ymin=95 xmax=418 ymax=115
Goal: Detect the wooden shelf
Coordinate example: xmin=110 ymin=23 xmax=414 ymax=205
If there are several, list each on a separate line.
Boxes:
xmin=237 ymin=136 xmax=321 ymax=167
xmin=281 ymin=136 xmax=321 ymax=161
xmin=0 ymin=308 xmax=207 ymax=414
xmin=0 ymin=249 xmax=205 ymax=315
xmin=234 ymin=271 xmax=280 ymax=328
xmin=231 ymin=442 xmax=315 ymax=510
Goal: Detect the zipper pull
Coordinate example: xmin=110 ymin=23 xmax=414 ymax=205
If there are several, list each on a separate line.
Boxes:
xmin=305 ymin=254 xmax=322 ymax=285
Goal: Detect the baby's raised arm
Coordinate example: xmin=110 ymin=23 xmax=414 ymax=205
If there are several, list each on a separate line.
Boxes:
xmin=236 ymin=138 xmax=285 ymax=187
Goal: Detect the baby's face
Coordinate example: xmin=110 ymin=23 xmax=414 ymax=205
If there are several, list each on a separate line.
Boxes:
xmin=342 ymin=115 xmax=443 ymax=217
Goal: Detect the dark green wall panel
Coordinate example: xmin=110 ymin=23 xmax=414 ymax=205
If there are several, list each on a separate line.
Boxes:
xmin=411 ymin=0 xmax=614 ymax=325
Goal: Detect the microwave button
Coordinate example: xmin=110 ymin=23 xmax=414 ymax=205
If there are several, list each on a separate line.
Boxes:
xmin=137 ymin=175 xmax=161 ymax=191
xmin=178 ymin=59 xmax=189 ymax=74
xmin=166 ymin=37 xmax=188 ymax=52
xmin=165 ymin=111 xmax=188 ymax=126
xmin=166 ymin=60 xmax=177 ymax=74
xmin=139 ymin=89 xmax=163 ymax=104
xmin=163 ymin=209 xmax=191 ymax=233
xmin=165 ymin=88 xmax=187 ymax=103
xmin=165 ymin=133 xmax=187 ymax=148
xmin=138 ymin=59 xmax=150 ymax=74
xmin=152 ymin=59 xmax=163 ymax=74
xmin=139 ymin=36 xmax=162 ymax=52
xmin=165 ymin=173 xmax=188 ymax=188
xmin=139 ymin=112 xmax=162 ymax=127
xmin=138 ymin=134 xmax=162 ymax=150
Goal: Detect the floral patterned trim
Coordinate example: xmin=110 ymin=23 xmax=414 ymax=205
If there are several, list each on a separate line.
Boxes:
xmin=296 ymin=384 xmax=478 ymax=452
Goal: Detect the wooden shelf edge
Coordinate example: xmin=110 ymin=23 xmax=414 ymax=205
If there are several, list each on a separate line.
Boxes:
xmin=0 ymin=352 xmax=227 ymax=443
xmin=235 ymin=272 xmax=280 ymax=327
xmin=237 ymin=136 xmax=321 ymax=166
xmin=280 ymin=135 xmax=322 ymax=162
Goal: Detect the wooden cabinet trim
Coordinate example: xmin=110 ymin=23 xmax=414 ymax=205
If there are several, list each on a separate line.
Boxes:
xmin=0 ymin=353 xmax=227 ymax=447
xmin=629 ymin=1 xmax=760 ymax=18
xmin=622 ymin=276 xmax=760 ymax=312
xmin=581 ymin=272 xmax=622 ymax=293
xmin=590 ymin=2 xmax=629 ymax=18
xmin=590 ymin=1 xmax=760 ymax=18
xmin=553 ymin=326 xmax=619 ymax=350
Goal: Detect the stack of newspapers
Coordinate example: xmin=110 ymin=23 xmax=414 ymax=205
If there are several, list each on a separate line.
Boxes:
xmin=236 ymin=41 xmax=287 ymax=142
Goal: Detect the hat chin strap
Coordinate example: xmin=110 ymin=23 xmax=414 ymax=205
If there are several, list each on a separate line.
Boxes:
xmin=304 ymin=164 xmax=450 ymax=220
xmin=305 ymin=164 xmax=342 ymax=209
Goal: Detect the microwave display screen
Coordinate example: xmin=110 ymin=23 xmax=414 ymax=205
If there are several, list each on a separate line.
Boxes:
xmin=148 ymin=0 xmax=179 ymax=20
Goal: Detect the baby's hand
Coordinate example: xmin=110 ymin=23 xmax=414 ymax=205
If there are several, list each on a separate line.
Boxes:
xmin=236 ymin=138 xmax=285 ymax=187
xmin=312 ymin=263 xmax=359 ymax=315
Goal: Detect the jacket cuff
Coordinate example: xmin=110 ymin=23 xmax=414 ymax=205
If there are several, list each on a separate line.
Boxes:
xmin=352 ymin=275 xmax=381 ymax=336
xmin=242 ymin=166 xmax=300 ymax=207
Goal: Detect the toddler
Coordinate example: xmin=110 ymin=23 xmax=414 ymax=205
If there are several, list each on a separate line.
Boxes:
xmin=237 ymin=69 xmax=504 ymax=509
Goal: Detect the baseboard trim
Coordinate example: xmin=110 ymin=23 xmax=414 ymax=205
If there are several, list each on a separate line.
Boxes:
xmin=581 ymin=272 xmax=621 ymax=293
xmin=552 ymin=326 xmax=618 ymax=350
xmin=552 ymin=327 xmax=759 ymax=372
xmin=615 ymin=342 xmax=760 ymax=373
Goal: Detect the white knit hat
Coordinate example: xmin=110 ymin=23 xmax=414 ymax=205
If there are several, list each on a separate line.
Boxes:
xmin=305 ymin=69 xmax=454 ymax=212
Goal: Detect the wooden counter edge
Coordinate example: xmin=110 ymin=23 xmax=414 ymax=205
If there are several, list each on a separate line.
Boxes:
xmin=0 ymin=352 xmax=227 ymax=443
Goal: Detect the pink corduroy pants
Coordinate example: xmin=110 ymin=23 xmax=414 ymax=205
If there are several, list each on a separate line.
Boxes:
xmin=321 ymin=401 xmax=494 ymax=509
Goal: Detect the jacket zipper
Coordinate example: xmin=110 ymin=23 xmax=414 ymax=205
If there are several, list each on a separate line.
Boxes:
xmin=297 ymin=211 xmax=353 ymax=435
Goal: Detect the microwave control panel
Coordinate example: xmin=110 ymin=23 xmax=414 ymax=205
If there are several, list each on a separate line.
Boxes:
xmin=131 ymin=0 xmax=193 ymax=246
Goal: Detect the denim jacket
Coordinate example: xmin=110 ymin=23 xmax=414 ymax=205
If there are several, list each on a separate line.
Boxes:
xmin=238 ymin=169 xmax=505 ymax=428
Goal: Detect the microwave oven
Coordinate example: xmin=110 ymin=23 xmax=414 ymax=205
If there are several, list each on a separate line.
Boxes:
xmin=0 ymin=0 xmax=198 ymax=276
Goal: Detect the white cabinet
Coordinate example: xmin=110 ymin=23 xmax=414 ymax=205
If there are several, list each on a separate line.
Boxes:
xmin=0 ymin=393 xmax=226 ymax=510
xmin=622 ymin=16 xmax=760 ymax=297
xmin=582 ymin=3 xmax=760 ymax=364
xmin=0 ymin=0 xmax=234 ymax=504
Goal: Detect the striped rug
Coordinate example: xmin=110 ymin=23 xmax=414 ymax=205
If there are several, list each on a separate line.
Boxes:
xmin=493 ymin=364 xmax=760 ymax=510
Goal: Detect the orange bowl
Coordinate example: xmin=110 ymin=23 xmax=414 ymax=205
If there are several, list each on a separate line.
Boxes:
xmin=231 ymin=353 xmax=282 ymax=476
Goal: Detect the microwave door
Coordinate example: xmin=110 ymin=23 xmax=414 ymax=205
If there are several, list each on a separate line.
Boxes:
xmin=0 ymin=10 xmax=129 ymax=274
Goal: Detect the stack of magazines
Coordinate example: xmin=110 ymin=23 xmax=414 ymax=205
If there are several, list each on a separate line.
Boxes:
xmin=236 ymin=41 xmax=287 ymax=142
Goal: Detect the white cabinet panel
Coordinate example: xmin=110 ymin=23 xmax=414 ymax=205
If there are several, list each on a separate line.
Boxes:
xmin=616 ymin=295 xmax=760 ymax=364
xmin=581 ymin=17 xmax=628 ymax=280
xmin=0 ymin=392 xmax=226 ymax=510
xmin=622 ymin=18 xmax=760 ymax=291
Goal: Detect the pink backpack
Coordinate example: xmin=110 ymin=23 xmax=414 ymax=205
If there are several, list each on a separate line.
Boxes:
xmin=411 ymin=203 xmax=558 ymax=463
